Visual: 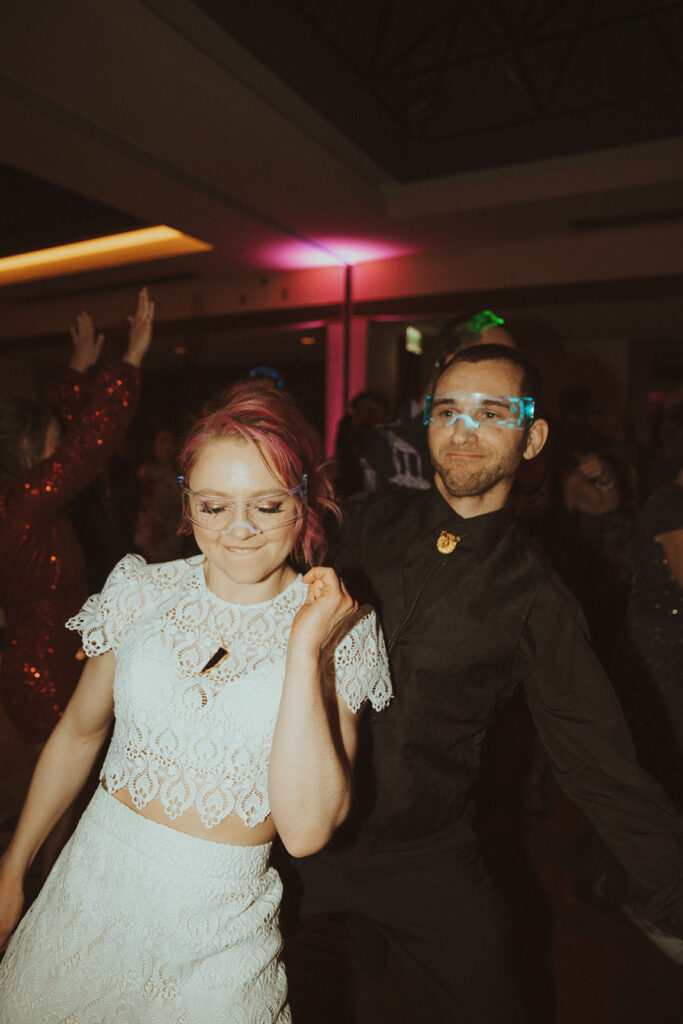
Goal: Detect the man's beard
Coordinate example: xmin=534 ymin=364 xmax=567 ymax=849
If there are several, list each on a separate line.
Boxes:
xmin=431 ymin=437 xmax=525 ymax=499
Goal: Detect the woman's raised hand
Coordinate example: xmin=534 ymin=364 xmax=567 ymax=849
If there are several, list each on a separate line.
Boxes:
xmin=290 ymin=566 xmax=357 ymax=654
xmin=123 ymin=287 xmax=155 ymax=368
xmin=69 ymin=312 xmax=104 ymax=373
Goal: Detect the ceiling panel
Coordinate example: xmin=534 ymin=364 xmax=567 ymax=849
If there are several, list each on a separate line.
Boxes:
xmin=191 ymin=0 xmax=683 ymax=179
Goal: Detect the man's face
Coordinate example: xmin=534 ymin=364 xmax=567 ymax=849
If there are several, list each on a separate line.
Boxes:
xmin=428 ymin=358 xmax=541 ymax=514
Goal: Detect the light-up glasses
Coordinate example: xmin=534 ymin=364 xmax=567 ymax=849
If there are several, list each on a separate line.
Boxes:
xmin=423 ymin=393 xmax=535 ymax=430
xmin=178 ymin=475 xmax=307 ymax=535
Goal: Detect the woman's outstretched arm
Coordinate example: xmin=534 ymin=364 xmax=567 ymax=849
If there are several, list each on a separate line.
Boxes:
xmin=0 ymin=652 xmax=115 ymax=949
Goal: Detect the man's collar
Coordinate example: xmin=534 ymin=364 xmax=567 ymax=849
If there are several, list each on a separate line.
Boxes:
xmin=419 ymin=487 xmax=513 ymax=562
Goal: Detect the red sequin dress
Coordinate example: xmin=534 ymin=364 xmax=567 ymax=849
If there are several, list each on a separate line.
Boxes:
xmin=0 ymin=362 xmax=140 ymax=743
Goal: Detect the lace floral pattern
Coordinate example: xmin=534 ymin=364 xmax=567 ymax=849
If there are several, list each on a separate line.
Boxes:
xmin=66 ymin=555 xmax=392 ymax=829
xmin=333 ymin=615 xmax=393 ymax=714
xmin=0 ymin=788 xmax=290 ymax=1023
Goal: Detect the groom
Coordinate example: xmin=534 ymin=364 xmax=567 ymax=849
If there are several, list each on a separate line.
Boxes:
xmin=288 ymin=343 xmax=683 ymax=1023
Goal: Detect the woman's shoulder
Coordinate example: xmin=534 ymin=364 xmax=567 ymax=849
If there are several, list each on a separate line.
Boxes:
xmin=102 ymin=552 xmax=203 ymax=597
xmin=67 ymin=555 xmax=205 ymax=653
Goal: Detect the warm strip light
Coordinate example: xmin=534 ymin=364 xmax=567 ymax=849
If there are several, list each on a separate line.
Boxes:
xmin=0 ymin=226 xmax=213 ymax=285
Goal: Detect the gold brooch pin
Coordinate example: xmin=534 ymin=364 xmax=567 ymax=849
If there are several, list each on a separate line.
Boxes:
xmin=436 ymin=530 xmax=460 ymax=554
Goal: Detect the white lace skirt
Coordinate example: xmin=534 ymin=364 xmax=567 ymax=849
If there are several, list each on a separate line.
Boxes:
xmin=0 ymin=787 xmax=291 ymax=1023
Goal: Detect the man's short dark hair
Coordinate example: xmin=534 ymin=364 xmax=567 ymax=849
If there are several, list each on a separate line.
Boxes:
xmin=434 ymin=343 xmax=544 ymax=417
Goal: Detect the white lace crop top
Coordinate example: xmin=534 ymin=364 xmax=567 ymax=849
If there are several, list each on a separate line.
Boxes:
xmin=66 ymin=554 xmax=392 ymax=829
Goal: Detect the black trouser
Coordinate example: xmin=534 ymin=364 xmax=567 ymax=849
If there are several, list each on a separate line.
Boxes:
xmin=286 ymin=824 xmax=523 ymax=1024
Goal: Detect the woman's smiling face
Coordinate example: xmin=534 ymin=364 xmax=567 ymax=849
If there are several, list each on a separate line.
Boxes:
xmin=188 ymin=436 xmax=298 ymax=603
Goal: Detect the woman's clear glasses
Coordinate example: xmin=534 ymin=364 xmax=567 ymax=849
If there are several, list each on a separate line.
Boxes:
xmin=178 ymin=475 xmax=307 ymax=535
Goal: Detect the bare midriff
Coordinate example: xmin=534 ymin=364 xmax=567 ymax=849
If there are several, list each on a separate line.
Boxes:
xmin=103 ymin=783 xmax=277 ymax=846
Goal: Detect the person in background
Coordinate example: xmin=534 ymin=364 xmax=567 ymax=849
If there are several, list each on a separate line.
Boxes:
xmin=68 ymin=433 xmax=141 ymax=593
xmin=0 ymin=290 xmax=153 ymax=751
xmin=248 ymin=364 xmax=286 ymax=390
xmin=334 ymin=390 xmax=388 ymax=498
xmin=555 ymin=385 xmax=637 ymax=667
xmin=627 ymin=401 xmax=683 ymax=785
xmin=0 ymin=292 xmax=153 ymax=871
xmin=133 ymin=427 xmax=184 ymax=563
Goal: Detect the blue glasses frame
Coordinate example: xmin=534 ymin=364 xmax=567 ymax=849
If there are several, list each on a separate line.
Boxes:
xmin=423 ymin=393 xmax=535 ymax=430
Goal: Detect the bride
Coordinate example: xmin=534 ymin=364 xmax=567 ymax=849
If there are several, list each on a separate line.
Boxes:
xmin=0 ymin=379 xmax=392 ymax=1023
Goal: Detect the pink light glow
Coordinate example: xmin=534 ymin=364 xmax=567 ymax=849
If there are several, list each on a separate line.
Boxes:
xmin=321 ymin=238 xmax=411 ymax=265
xmin=260 ymin=237 xmax=413 ymax=271
xmin=261 ymin=241 xmax=344 ymax=270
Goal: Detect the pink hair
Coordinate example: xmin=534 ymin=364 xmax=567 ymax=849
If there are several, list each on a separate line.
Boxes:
xmin=178 ymin=381 xmax=340 ymax=568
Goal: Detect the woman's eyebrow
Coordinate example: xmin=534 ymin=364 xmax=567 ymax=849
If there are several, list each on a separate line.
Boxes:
xmin=191 ymin=487 xmax=286 ymax=499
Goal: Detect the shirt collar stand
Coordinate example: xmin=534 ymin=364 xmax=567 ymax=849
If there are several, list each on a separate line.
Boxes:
xmin=420 ymin=487 xmax=513 ymax=562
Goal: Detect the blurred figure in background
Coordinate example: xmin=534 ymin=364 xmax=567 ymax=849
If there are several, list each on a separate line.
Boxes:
xmin=68 ymin=433 xmax=141 ymax=592
xmin=0 ymin=291 xmax=153 ymax=864
xmin=555 ymin=384 xmax=637 ymax=667
xmin=248 ymin=364 xmax=286 ymax=390
xmin=578 ymin=400 xmax=683 ymax=950
xmin=433 ymin=309 xmax=517 ymax=359
xmin=334 ymin=390 xmax=388 ymax=498
xmin=627 ymin=401 xmax=683 ymax=790
xmin=134 ymin=427 xmax=184 ymax=563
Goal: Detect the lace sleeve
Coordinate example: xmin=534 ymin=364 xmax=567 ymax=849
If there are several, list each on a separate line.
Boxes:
xmin=65 ymin=553 xmax=148 ymax=656
xmin=323 ymin=606 xmax=393 ymax=714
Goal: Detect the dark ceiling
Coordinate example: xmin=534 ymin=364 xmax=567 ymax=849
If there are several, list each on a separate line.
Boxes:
xmin=3 ymin=0 xmax=681 ymax=264
xmin=0 ymin=0 xmax=681 ymax=371
xmin=0 ymin=164 xmax=145 ymax=259
xmin=192 ymin=0 xmax=683 ymax=181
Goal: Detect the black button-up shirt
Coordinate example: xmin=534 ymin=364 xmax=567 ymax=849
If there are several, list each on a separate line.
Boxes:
xmin=332 ymin=488 xmax=683 ymax=935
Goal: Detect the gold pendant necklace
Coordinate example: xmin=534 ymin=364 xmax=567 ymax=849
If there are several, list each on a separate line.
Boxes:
xmin=200 ymin=646 xmax=229 ymax=674
xmin=201 ymin=584 xmax=232 ymax=674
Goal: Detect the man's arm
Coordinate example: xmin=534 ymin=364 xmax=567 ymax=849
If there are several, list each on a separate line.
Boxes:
xmin=517 ymin=576 xmax=683 ymax=937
